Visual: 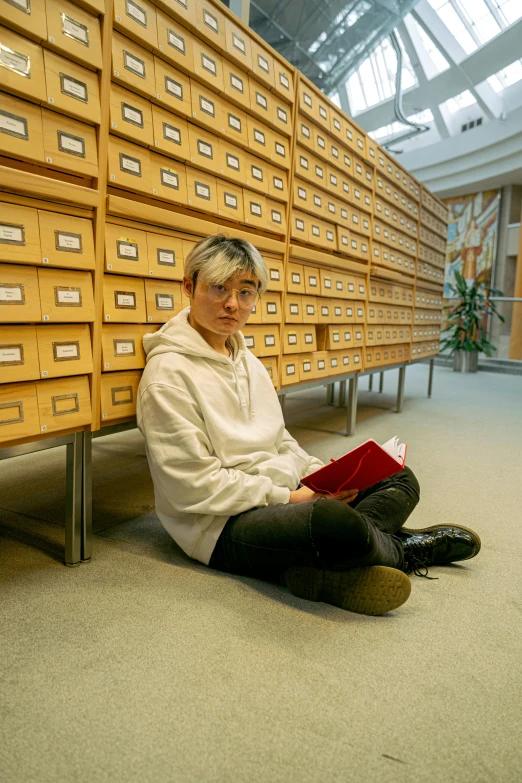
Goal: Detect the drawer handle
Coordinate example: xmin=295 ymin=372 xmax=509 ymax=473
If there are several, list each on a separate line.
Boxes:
xmin=52 ymin=393 xmax=80 ymax=416
xmin=112 ymin=386 xmax=133 ymax=406
xmin=0 ymin=401 xmax=24 ymax=426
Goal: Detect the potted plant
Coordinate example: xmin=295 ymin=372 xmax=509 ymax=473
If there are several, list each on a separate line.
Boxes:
xmin=440 ymin=271 xmax=505 ymax=373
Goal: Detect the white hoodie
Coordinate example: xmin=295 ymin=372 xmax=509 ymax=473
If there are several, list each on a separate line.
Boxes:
xmin=137 ymin=308 xmax=324 ymax=565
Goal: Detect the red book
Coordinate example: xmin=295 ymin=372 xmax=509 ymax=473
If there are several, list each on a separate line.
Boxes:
xmin=301 ymin=437 xmax=407 ymax=496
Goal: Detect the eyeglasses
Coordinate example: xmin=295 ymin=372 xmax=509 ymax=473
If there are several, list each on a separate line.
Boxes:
xmin=207 ymin=283 xmax=259 ymax=309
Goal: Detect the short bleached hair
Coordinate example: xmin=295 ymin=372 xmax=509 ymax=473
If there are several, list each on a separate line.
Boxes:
xmin=184 ymin=234 xmax=268 ymax=294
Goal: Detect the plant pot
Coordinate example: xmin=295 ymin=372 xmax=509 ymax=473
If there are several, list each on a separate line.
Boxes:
xmin=453 ymin=350 xmax=479 ymax=373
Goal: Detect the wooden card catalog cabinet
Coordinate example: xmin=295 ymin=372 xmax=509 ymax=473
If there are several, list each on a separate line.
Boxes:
xmin=36 ymin=375 xmax=92 ymax=434
xmin=150 ymin=153 xmax=188 ymax=205
xmin=38 ymin=268 xmax=94 ymax=322
xmin=112 ymin=31 xmax=155 ymax=97
xmin=0 ymin=264 xmax=41 ymax=322
xmin=0 ymin=92 xmax=44 ymax=164
xmin=44 ymin=0 xmax=102 ymax=70
xmin=110 ymin=84 xmax=153 ymax=147
xmin=105 ymin=223 xmax=148 ymax=276
xmin=153 ymin=57 xmax=191 ymax=118
xmin=35 ymin=324 xmax=93 ymax=379
xmin=101 ymin=324 xmax=149 ymax=371
xmin=38 ymin=211 xmax=95 ymax=271
xmin=101 ymin=370 xmax=141 ymax=421
xmin=0 ymin=0 xmax=48 ymax=41
xmin=0 ymin=325 xmax=39 ymax=383
xmin=224 ymin=17 xmax=252 ymax=70
xmin=108 ymin=136 xmax=151 ymax=193
xmin=242 ymin=325 xmax=280 ymax=357
xmin=0 ymin=204 xmax=40 ymax=266
xmin=0 ymin=381 xmax=40 ymax=444
xmin=146 ymin=233 xmax=184 ymax=280
xmin=113 ymin=0 xmax=158 ymax=50
xmin=264 ymin=257 xmax=284 ymax=292
xmin=0 ymin=25 xmax=46 ymax=102
xmin=144 ymin=279 xmax=181 ymax=323
xmin=259 ymin=356 xmax=278 ymax=388
xmin=103 ymin=274 xmax=146 ymax=323
xmin=43 ymin=50 xmax=101 ymax=126
xmin=42 ymin=110 xmax=98 ymax=178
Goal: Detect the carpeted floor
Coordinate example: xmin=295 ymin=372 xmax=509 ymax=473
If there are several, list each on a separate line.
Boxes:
xmin=1 ymin=364 xmax=521 ymax=783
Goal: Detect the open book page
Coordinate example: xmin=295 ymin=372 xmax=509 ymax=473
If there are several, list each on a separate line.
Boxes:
xmin=380 ymin=436 xmax=406 ymax=464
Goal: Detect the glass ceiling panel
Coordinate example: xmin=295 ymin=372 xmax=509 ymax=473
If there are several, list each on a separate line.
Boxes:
xmin=408 ymin=15 xmax=450 ymax=75
xmin=442 ymin=89 xmax=477 ymax=113
xmin=347 ymin=36 xmax=417 ymax=115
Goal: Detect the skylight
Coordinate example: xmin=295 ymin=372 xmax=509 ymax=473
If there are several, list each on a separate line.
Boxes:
xmin=487 ymin=59 xmax=522 ymax=92
xmin=347 ymin=36 xmax=417 ymax=115
xmin=442 ymin=89 xmax=477 ymax=113
xmin=408 ymin=17 xmax=450 ymax=74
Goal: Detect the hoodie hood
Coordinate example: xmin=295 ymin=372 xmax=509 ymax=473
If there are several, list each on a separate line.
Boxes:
xmin=143 ymin=307 xmax=255 ymax=417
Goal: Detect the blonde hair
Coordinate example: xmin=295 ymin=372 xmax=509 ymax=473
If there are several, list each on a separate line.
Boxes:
xmin=184 ymin=234 xmax=268 ymax=294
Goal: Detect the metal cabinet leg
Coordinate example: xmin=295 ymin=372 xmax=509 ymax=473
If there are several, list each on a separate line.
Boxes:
xmin=338 ymin=380 xmax=347 ymax=407
xmin=82 ymin=431 xmax=92 ymax=563
xmin=369 ymin=374 xmax=373 ymax=391
xmin=346 ymin=375 xmax=358 ymax=436
xmin=396 ymin=366 xmax=406 ymax=413
xmin=379 ymin=372 xmax=384 ymax=393
xmin=327 ymin=383 xmax=335 ymax=405
xmin=64 ymin=432 xmax=83 ymax=567
xmin=428 ymin=359 xmax=435 ymax=398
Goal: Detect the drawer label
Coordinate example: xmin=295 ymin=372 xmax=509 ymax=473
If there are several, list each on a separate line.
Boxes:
xmin=117 ymin=240 xmax=139 ymax=259
xmin=343 ymin=356 xmax=349 ymax=365
xmin=279 ymin=72 xmax=290 ymax=90
xmin=250 ymin=202 xmax=262 ymax=217
xmin=120 ymin=153 xmax=142 ymax=176
xmin=52 ymin=392 xmax=80 ymax=416
xmin=201 ymin=55 xmax=217 ymax=76
xmin=115 ymin=292 xmax=136 ymax=308
xmin=297 ymin=187 xmax=306 ymax=200
xmin=62 ymin=15 xmax=90 ymax=47
xmin=55 ymin=287 xmax=82 ymax=306
xmin=331 ymin=146 xmax=339 ymax=158
xmin=329 ymin=174 xmax=337 ymax=185
xmin=197 ymin=139 xmax=213 ymax=158
xmin=301 ymin=124 xmax=310 ymax=138
xmin=4 ymin=0 xmax=30 ymax=9
xmin=224 ymin=192 xmax=237 ymax=209
xmin=286 ymin=364 xmax=295 ymax=375
xmin=291 ymin=273 xmax=301 ymax=284
xmin=317 ymin=360 xmax=325 ymax=370
xmin=251 ymin=165 xmax=263 ymax=180
xmin=344 ymin=331 xmax=351 ymax=340
xmin=156 ymin=293 xmax=174 ymax=310
xmin=333 ymin=118 xmax=341 ymax=130
xmin=333 ymin=333 xmax=340 ymax=342
xmin=331 ymin=358 xmax=338 ymax=367
xmin=335 ymin=306 xmax=341 ymax=315
xmin=309 ymin=276 xmax=317 ymax=286
xmin=228 ymin=113 xmax=241 ymax=131
xmin=163 ymin=123 xmax=181 ymax=144
xmin=126 ymin=0 xmax=147 ymax=27
xmin=321 ymin=306 xmax=328 ymax=315
xmin=317 ymin=135 xmax=325 ymax=148
xmin=303 ymin=361 xmax=311 ymax=372
xmin=157 ymin=249 xmax=175 ymax=266
xmin=289 ymin=304 xmax=298 ymax=314
xmin=288 ymin=334 xmax=297 ymax=344
xmin=275 ymin=142 xmax=285 ymax=157
xmin=273 ymin=176 xmax=283 ymax=190
xmin=295 ymin=219 xmax=304 ymax=231
xmin=56 ymin=231 xmax=83 ymax=253
xmin=60 ymin=74 xmax=88 ymax=103
xmin=165 ymin=77 xmax=183 ymax=99
xmin=303 ymin=92 xmax=312 ymax=107
xmin=53 ymin=342 xmax=80 ymax=361
xmin=267 ymin=302 xmax=277 ymax=314
xmin=199 ymin=96 xmax=215 ymax=116
xmin=265 ymin=335 xmax=275 ymax=346
xmin=315 ymin=166 xmax=323 ymax=177
xmin=253 ymin=129 xmax=265 ymax=145
xmin=336 ymin=281 xmax=343 ymax=290
xmin=245 ymin=336 xmax=254 ymax=348
xmin=311 ymin=225 xmax=320 ymax=237
xmin=0 ymin=44 xmax=30 ymax=77
xmin=124 ymin=51 xmax=146 ymax=78
xmin=0 ymin=283 xmax=24 ymax=303
xmin=256 ymin=92 xmax=267 ymax=110
xmin=313 ymin=196 xmax=321 ymax=206
xmin=328 ymin=203 xmax=335 ymax=213
xmin=58 ymin=131 xmax=86 ymax=158
xmin=271 ymin=210 xmax=282 ymax=224
xmin=160 ymin=169 xmax=179 ymax=189
xmin=233 ymin=34 xmax=246 ymax=54
xmin=0 ymin=344 xmax=23 ymax=365
xmin=300 ymin=156 xmax=308 ymax=169
xmin=230 ymin=74 xmax=244 ymax=93
xmin=306 ymin=305 xmax=314 ymax=315
xmin=277 ymin=108 xmax=287 ymax=123
xmin=0 ymin=109 xmax=28 ymax=140
xmin=226 ymin=153 xmax=239 ymax=170
xmin=168 ymin=30 xmax=185 ymax=54
xmin=270 ymin=269 xmax=280 ymax=280
xmin=114 ymin=339 xmax=135 ymax=356
xmin=258 ymin=54 xmax=269 ymax=73
xmin=0 ymin=223 xmax=25 ymax=245
xmin=122 ymin=103 xmax=143 ymax=127
xmin=319 ymin=106 xmax=327 ymax=119
xmin=326 ymin=231 xmax=334 ymax=241
xmin=204 ymin=10 xmax=219 ymax=32
xmin=195 ymin=182 xmax=211 ymax=200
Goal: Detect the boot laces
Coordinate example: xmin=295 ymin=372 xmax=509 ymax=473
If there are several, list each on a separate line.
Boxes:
xmin=403 ymin=539 xmax=439 ymax=580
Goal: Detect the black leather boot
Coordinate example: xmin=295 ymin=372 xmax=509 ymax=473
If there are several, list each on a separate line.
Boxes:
xmin=398 ymin=525 xmax=481 ymax=578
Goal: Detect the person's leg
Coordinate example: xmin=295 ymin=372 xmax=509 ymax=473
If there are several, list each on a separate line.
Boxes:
xmin=349 ymin=465 xmax=421 ymax=536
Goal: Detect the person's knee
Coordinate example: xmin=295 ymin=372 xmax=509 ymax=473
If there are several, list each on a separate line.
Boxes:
xmin=398 ymin=466 xmax=420 ymax=504
xmin=310 ymin=498 xmax=370 ymax=558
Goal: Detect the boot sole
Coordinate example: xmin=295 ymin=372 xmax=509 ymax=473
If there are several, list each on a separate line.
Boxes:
xmin=285 ymin=565 xmax=411 ymax=616
xmin=402 ymin=525 xmax=481 ymax=554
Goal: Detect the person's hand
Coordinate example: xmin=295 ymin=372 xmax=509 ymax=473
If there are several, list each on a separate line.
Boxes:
xmin=289 ymin=486 xmax=359 ymax=504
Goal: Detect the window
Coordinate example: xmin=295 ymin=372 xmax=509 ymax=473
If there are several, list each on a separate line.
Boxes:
xmin=442 ymin=90 xmax=477 ymax=113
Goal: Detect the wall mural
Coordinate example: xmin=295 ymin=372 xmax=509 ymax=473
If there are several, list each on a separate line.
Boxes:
xmin=442 ymin=189 xmax=501 ymax=298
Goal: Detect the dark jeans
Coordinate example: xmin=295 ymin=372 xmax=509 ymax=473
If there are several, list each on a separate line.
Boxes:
xmin=208 ymin=466 xmax=420 ymax=584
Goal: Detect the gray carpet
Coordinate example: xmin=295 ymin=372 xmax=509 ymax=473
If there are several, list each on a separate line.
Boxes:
xmin=1 ymin=364 xmax=522 ymax=783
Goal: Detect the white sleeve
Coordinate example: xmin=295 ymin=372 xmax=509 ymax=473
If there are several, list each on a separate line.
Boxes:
xmin=278 ymin=428 xmax=324 ymax=479
xmin=138 ymin=383 xmax=290 ymax=517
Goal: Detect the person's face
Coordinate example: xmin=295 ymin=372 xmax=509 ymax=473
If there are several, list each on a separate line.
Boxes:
xmin=183 ymin=271 xmax=260 ymax=336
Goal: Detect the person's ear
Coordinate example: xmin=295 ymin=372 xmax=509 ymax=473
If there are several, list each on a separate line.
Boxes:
xmin=183 ymin=276 xmax=193 ymax=299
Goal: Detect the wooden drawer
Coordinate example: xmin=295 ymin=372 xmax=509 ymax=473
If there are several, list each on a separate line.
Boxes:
xmin=103 ymin=274 xmax=146 ymax=323
xmin=108 ymin=136 xmax=152 ymax=193
xmin=0 ymin=24 xmax=46 ymax=102
xmin=144 ymin=278 xmax=182 ymax=323
xmin=273 ymin=61 xmax=294 ymax=103
xmin=0 ymin=381 xmax=39 ymax=443
xmin=192 ymin=37 xmax=224 ymax=92
xmin=285 ymin=294 xmax=302 ymax=324
xmin=45 ymin=0 xmax=102 ymax=70
xmin=188 ymin=123 xmax=221 ymax=174
xmin=302 ymin=296 xmax=318 ymax=324
xmin=250 ymin=40 xmax=274 ymax=89
xmin=303 ymin=266 xmax=319 ymax=295
xmin=339 ymin=348 xmax=362 ymax=372
xmin=114 ymin=0 xmax=158 ymax=50
xmin=156 ymin=10 xmax=194 ymax=72
xmin=246 ymin=117 xmax=272 ymax=163
xmin=100 ymin=370 xmax=141 ymax=421
xmin=287 ymin=262 xmax=305 ymax=294
xmin=0 ymin=0 xmax=47 ymax=40
xmin=110 ymin=84 xmax=153 ymax=146
xmin=244 ymin=152 xmax=269 ymax=194
xmin=261 ymin=291 xmax=282 ymax=324
xmin=222 ymin=58 xmax=249 ymax=110
xmin=156 ymin=0 xmax=195 ymax=27
xmin=112 ymin=31 xmax=154 ymax=97
xmin=291 ymin=211 xmax=308 ymax=243
xmin=217 ymin=180 xmax=244 ymax=223
xmin=248 ymin=79 xmax=274 ymax=125
xmin=36 ymin=374 xmax=91 ymax=433
xmin=0 ymin=203 xmax=40 ymax=265
xmin=186 ymin=166 xmax=217 ymax=214
xmin=0 ymin=263 xmax=41 ymax=322
xmin=243 ymin=190 xmax=267 ymax=229
xmin=317 ymin=300 xmax=331 ymax=324
xmin=264 ymin=256 xmax=284 ymax=291
xmin=295 ymin=148 xmax=313 ymax=184
xmin=259 ymin=355 xmax=278 ymax=388
xmin=146 ymin=232 xmax=184 ymax=280
xmin=242 ymin=324 xmax=279 ymax=357
xmin=44 ymin=49 xmax=100 ymax=125
xmin=102 ymin=324 xmax=149 ymax=371
xmin=281 ymin=355 xmax=299 ymax=385
xmin=223 ymin=101 xmax=248 ymax=146
xmin=35 ymin=323 xmax=92 ymax=378
xmin=190 ymin=81 xmax=225 ymax=134
xmin=0 ymin=325 xmax=39 ymax=383
xmin=38 ymin=267 xmax=94 ymax=323
xmin=217 ymin=138 xmax=246 ymax=182
xmin=195 ymin=0 xmax=226 ymax=48
xmin=42 ymin=110 xmax=98 ymax=178
xmin=151 ymin=105 xmax=189 ymax=159
xmin=248 ymin=297 xmax=262 ymax=324
xmin=38 ymin=210 xmax=95 ymax=271
xmin=0 ymin=92 xmax=44 ymax=164
xmin=224 ymin=17 xmax=252 ymax=71
xmin=153 ymin=56 xmax=191 ymax=117
xmin=267 ymin=199 xmax=285 ymax=234
xmin=150 ymin=151 xmax=188 ymax=204
xmin=105 ymin=222 xmax=149 ymax=276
